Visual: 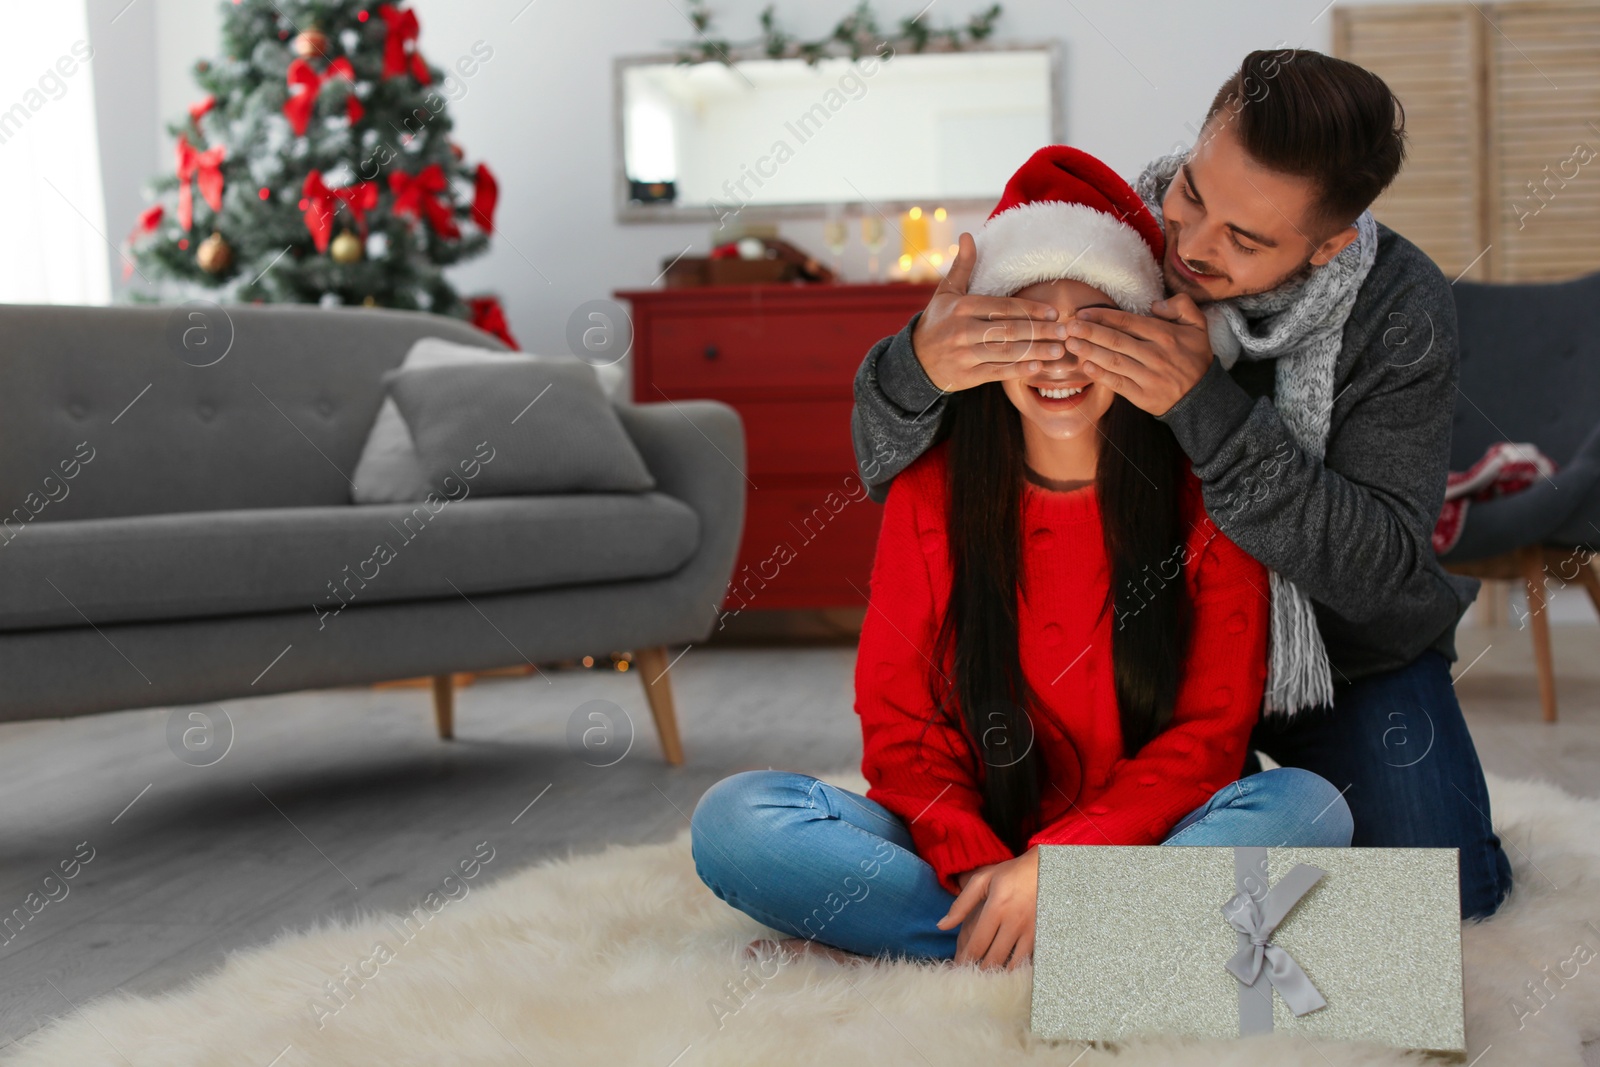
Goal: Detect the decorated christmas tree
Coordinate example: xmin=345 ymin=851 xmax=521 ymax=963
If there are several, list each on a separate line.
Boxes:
xmin=124 ymin=0 xmax=516 ymax=347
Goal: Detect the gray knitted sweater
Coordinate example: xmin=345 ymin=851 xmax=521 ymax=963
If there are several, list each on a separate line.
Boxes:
xmin=849 ymin=221 xmax=1480 ymax=683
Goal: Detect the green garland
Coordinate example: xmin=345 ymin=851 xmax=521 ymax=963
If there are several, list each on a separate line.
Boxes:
xmin=673 ymin=1 xmax=1002 ymax=66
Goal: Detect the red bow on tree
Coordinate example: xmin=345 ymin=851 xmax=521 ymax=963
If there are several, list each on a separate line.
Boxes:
xmin=123 ymin=205 xmax=164 ymax=278
xmin=471 ymin=163 xmax=498 ymax=233
xmin=389 ymin=164 xmax=459 ymax=238
xmin=377 ymin=4 xmax=431 ymax=84
xmin=284 ymin=57 xmax=363 ymax=136
xmin=467 ymin=295 xmax=519 ymax=349
xmin=300 ymin=171 xmax=380 ymax=253
xmin=175 ymin=134 xmax=226 ymax=231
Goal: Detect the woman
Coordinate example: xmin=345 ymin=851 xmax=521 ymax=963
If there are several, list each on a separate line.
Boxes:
xmin=690 ymin=146 xmax=1352 ymax=971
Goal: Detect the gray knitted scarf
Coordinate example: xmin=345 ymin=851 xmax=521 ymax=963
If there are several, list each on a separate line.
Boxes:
xmin=1132 ymin=149 xmax=1379 ymax=716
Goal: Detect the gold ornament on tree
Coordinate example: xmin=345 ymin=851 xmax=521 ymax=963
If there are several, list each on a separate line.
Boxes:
xmin=329 ymin=230 xmax=363 ymax=264
xmin=196 ymin=231 xmax=232 ymax=273
xmin=292 ymin=26 xmax=329 ymax=59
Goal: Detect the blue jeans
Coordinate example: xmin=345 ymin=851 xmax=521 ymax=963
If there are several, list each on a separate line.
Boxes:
xmin=690 ymin=766 xmax=1352 ymax=962
xmin=1242 ymin=649 xmax=1513 ymax=921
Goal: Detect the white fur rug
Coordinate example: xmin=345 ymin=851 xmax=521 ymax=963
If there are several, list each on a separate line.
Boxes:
xmin=5 ymin=769 xmax=1599 ymax=1067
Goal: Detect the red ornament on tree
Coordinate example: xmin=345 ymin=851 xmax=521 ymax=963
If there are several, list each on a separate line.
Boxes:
xmin=467 ymin=295 xmax=518 ymax=349
xmin=188 ymin=95 xmax=216 ymax=126
xmin=301 ymin=170 xmax=379 ymax=252
xmin=377 ymin=4 xmax=431 ymax=83
xmin=471 ymin=163 xmax=498 ymax=233
xmin=123 ymin=205 xmax=165 ymax=278
xmin=174 ymin=134 xmax=225 ymax=231
xmin=292 ymin=27 xmax=330 ymax=59
xmin=128 ymin=204 xmax=163 ymax=241
xmin=284 ymin=58 xmax=364 ymax=136
xmin=389 ymin=164 xmax=459 ymax=238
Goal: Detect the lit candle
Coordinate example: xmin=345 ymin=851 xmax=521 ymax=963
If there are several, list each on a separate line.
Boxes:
xmin=901 ymin=206 xmax=930 ymax=265
xmin=929 ymin=207 xmax=951 ymax=274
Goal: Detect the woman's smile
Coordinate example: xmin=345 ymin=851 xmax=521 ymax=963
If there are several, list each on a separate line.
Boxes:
xmin=1028 ymin=380 xmax=1095 ymax=407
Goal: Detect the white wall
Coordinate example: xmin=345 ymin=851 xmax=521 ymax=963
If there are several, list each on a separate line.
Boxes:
xmin=87 ymin=0 xmax=158 ymax=304
xmin=153 ymin=0 xmax=218 ymax=166
xmin=123 ymin=0 xmax=1340 ymax=354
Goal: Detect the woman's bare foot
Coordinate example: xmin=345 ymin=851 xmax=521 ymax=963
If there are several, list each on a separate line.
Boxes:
xmin=744 ymin=936 xmax=870 ymax=965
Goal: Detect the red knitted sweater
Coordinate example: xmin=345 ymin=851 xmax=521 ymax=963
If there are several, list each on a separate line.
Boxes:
xmin=854 ymin=441 xmax=1270 ymax=895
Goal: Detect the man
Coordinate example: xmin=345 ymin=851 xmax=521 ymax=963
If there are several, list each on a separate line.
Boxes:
xmin=850 ymin=48 xmax=1513 ymax=920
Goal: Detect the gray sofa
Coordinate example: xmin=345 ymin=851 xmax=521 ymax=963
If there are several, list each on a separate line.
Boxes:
xmin=0 ymin=302 xmax=745 ymax=764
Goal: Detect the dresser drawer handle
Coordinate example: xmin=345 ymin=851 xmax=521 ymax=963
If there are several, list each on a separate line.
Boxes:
xmin=703 ymin=344 xmax=719 ymax=361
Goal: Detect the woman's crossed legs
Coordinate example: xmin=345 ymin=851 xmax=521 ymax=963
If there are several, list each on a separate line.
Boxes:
xmin=689 ymin=766 xmax=1352 ymax=963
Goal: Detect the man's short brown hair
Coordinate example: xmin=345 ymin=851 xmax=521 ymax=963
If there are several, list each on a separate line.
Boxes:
xmin=1204 ymin=49 xmax=1407 ymax=234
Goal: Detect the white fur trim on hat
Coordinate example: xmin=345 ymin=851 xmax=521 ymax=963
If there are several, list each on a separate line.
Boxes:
xmin=966 ymin=200 xmax=1164 ymax=313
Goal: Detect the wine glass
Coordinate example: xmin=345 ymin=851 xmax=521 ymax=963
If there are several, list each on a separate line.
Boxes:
xmin=822 ymin=204 xmax=849 ymax=281
xmin=860 ymin=214 xmax=886 ymax=282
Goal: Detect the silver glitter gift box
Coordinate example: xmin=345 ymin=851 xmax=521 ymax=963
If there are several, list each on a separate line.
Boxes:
xmin=1030 ymin=846 xmax=1464 ymax=1053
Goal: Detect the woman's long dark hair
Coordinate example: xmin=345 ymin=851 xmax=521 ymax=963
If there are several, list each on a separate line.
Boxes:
xmin=925 ymin=382 xmax=1193 ymax=854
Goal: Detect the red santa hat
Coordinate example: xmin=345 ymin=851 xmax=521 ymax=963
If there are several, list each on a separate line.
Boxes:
xmin=967 ymin=145 xmax=1166 ymax=313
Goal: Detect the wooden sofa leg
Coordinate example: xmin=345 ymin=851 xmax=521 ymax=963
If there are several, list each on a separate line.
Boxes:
xmin=1518 ymin=548 xmax=1558 ymax=723
xmin=431 ymin=674 xmax=455 ymax=739
xmin=634 ymin=646 xmax=685 ymax=766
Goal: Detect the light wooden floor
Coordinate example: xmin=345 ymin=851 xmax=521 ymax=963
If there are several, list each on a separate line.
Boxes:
xmin=0 ymin=622 xmax=1594 ymax=1052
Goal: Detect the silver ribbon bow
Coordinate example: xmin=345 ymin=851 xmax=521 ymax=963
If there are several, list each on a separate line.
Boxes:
xmin=1221 ymin=847 xmax=1328 ymax=1035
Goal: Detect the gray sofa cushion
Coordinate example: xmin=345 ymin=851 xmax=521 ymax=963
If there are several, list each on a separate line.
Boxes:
xmin=383 ymin=359 xmax=655 ymax=496
xmin=0 ymin=492 xmax=699 ymax=632
xmin=351 ymin=336 xmax=540 ymax=505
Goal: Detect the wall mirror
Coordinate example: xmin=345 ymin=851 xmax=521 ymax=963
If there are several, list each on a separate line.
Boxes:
xmin=614 ymin=43 xmax=1062 ymax=223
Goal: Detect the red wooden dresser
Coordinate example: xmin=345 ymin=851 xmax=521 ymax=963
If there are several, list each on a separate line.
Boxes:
xmin=616 ymin=282 xmax=937 ymax=611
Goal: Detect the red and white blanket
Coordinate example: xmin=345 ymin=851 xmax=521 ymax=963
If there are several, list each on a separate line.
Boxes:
xmin=1432 ymin=442 xmax=1557 ymax=556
